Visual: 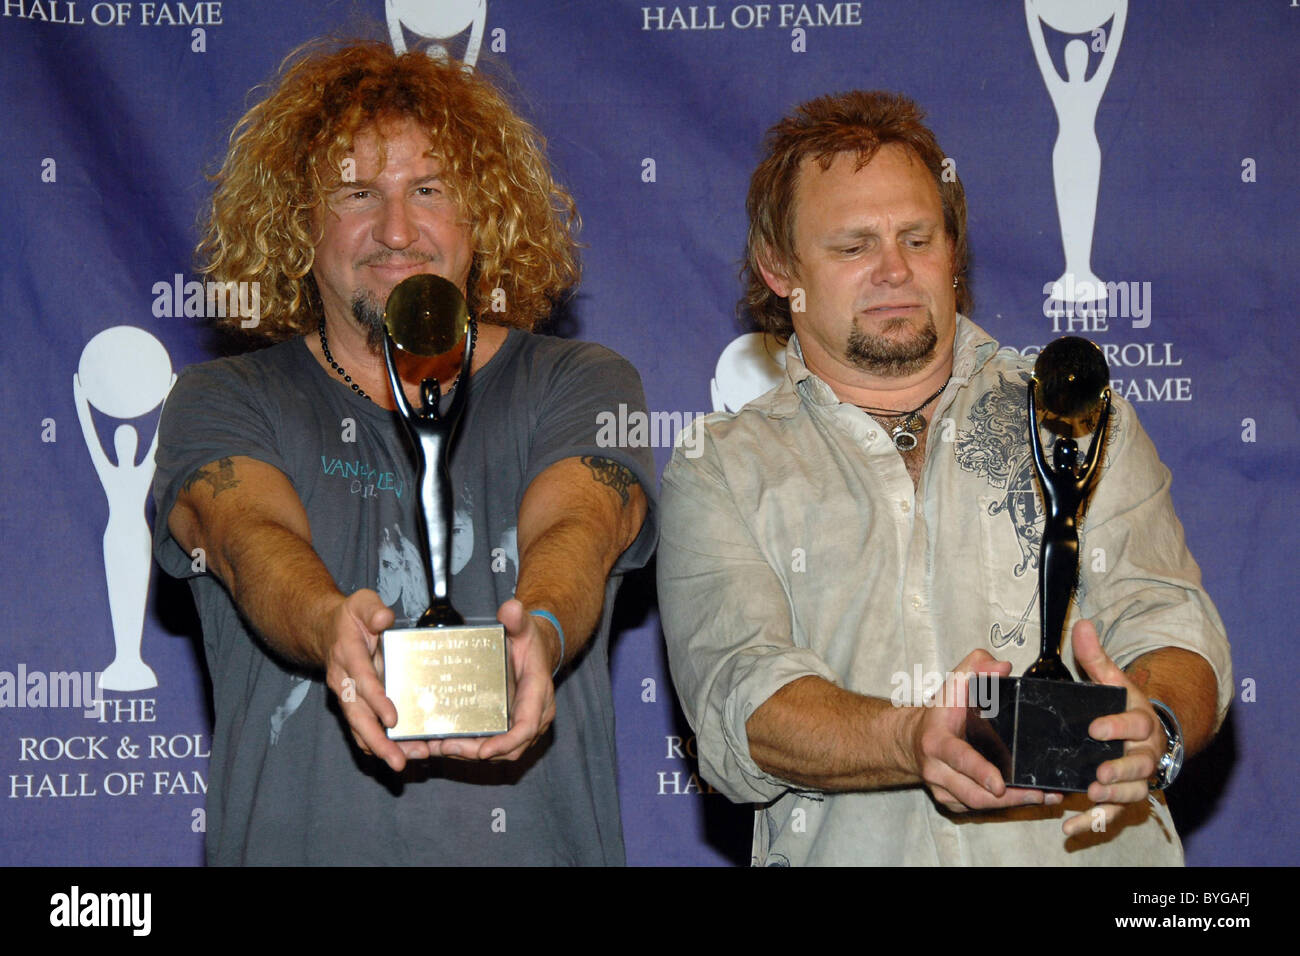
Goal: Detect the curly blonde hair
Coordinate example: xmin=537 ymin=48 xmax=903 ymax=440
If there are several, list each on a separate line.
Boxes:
xmin=196 ymin=40 xmax=579 ymax=338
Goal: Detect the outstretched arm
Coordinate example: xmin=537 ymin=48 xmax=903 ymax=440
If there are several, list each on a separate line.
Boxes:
xmin=168 ymin=454 xmax=415 ymax=772
xmin=660 ymin=430 xmax=1057 ymax=813
xmin=747 ymin=653 xmax=1060 ymax=813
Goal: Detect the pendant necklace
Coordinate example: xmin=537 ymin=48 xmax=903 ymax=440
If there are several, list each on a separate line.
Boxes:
xmin=855 ymin=379 xmax=950 ymax=452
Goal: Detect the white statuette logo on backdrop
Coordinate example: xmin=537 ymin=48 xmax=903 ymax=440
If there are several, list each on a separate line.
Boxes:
xmin=711 ymin=332 xmax=787 ymax=413
xmin=74 ymin=327 xmax=176 ymax=691
xmin=1026 ymin=0 xmax=1127 ymax=305
xmin=386 ymin=0 xmax=486 ymax=67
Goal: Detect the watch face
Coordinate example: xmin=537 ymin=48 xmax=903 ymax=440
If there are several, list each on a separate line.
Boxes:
xmin=1166 ymin=740 xmax=1185 ymax=785
xmin=1149 ymin=701 xmax=1183 ymax=789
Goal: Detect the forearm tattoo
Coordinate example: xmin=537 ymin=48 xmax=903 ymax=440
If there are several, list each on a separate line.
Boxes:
xmin=182 ymin=457 xmax=242 ymax=498
xmin=581 ymin=455 xmax=635 ymax=506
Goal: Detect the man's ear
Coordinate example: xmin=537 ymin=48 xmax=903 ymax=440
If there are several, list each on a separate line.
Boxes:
xmin=756 ymin=246 xmax=794 ymax=298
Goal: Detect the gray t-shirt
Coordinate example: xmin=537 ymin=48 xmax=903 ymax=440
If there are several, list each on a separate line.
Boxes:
xmin=153 ymin=329 xmax=657 ymax=865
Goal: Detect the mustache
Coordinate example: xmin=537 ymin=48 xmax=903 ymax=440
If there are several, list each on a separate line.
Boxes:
xmin=356 ymin=251 xmax=435 ymax=268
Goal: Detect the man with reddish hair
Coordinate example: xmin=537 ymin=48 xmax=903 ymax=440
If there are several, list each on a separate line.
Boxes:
xmin=153 ymin=42 xmax=655 ymax=865
xmin=659 ymin=91 xmax=1229 ymax=865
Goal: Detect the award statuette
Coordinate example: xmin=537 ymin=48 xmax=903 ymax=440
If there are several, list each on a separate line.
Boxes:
xmin=967 ymin=337 xmax=1126 ymax=792
xmin=379 ymin=274 xmax=510 ymax=741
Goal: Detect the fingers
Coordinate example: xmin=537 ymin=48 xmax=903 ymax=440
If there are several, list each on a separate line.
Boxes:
xmin=1089 ymin=706 xmax=1156 ymax=748
xmin=912 ymin=651 xmax=1026 ymax=812
xmin=1070 ymin=618 xmax=1126 ymax=688
xmin=337 ymin=629 xmax=397 ymax=731
xmin=337 ymin=693 xmax=405 ymax=772
xmin=426 ymin=608 xmax=556 ymax=763
xmin=915 ymin=703 xmax=1049 ymax=812
xmin=338 ymin=686 xmax=405 ymax=772
xmin=1090 ymin=743 xmax=1158 ymax=807
xmin=350 ymin=589 xmax=395 ymax=647
xmin=925 ymin=756 xmax=1048 ymax=812
xmin=476 ymin=650 xmax=555 ymax=761
xmin=953 ymin=648 xmax=1012 ymax=677
xmin=332 ymin=595 xmax=556 ymax=766
xmin=398 ymin=739 xmax=431 ymax=762
xmin=496 ymin=598 xmax=528 ymax=637
xmin=327 ymin=591 xmax=404 ymax=771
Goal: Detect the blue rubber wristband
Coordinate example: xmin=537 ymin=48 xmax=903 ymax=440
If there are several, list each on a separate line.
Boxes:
xmin=529 ymin=610 xmax=565 ymax=676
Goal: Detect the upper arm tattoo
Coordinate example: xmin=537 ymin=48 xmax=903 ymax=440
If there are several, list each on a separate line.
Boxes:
xmin=581 ymin=455 xmax=635 ymax=507
xmin=182 ymin=457 xmax=242 ymax=499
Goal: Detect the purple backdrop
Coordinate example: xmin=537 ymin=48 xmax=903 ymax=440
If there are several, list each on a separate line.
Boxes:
xmin=1 ymin=0 xmax=1295 ymax=866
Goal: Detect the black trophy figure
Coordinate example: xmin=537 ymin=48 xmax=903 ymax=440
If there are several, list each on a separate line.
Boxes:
xmin=381 ymin=297 xmax=476 ymax=629
xmin=964 ymin=336 xmax=1125 ymax=790
xmin=1024 ymin=340 xmax=1112 ymax=681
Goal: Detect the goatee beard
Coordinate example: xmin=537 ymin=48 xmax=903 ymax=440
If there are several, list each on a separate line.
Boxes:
xmin=352 ymin=292 xmax=386 ymax=353
xmin=845 ymin=315 xmax=938 ymax=378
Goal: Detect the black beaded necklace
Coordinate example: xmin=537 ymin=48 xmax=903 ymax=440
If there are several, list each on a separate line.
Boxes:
xmin=319 ymin=317 xmax=370 ymax=402
xmin=855 ymin=380 xmax=950 ymax=452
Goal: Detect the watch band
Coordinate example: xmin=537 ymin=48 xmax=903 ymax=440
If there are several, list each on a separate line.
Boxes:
xmin=1148 ymin=698 xmax=1184 ymax=790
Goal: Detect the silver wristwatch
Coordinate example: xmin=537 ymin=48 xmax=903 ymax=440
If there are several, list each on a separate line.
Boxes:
xmin=1148 ymin=698 xmax=1184 ymax=790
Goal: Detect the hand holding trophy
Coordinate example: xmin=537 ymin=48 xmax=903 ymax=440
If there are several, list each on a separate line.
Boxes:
xmin=380 ymin=274 xmax=511 ymax=741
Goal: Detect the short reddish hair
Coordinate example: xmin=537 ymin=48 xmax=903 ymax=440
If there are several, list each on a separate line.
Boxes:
xmin=742 ymin=91 xmax=970 ymax=341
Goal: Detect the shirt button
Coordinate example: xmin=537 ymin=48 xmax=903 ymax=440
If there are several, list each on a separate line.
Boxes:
xmin=911 ymin=594 xmax=923 ymax=609
xmin=899 ymin=500 xmax=910 ymax=513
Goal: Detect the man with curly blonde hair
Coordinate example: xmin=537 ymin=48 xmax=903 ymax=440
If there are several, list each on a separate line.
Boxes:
xmin=152 ymin=41 xmax=656 ymax=865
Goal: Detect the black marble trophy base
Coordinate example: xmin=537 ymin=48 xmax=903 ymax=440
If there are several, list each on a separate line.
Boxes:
xmin=966 ymin=676 xmax=1126 ymax=793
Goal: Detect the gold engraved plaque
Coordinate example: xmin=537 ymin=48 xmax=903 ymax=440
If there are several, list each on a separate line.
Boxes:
xmin=383 ymin=625 xmax=511 ymax=740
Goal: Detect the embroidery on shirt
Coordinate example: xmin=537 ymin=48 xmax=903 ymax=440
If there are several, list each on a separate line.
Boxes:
xmin=954 ymin=370 xmax=1121 ymax=649
xmin=953 ymin=371 xmax=1041 ymax=648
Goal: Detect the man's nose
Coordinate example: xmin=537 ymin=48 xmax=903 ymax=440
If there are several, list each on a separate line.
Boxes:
xmin=873 ymin=239 xmax=912 ymax=285
xmin=374 ymin=197 xmax=418 ymax=248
